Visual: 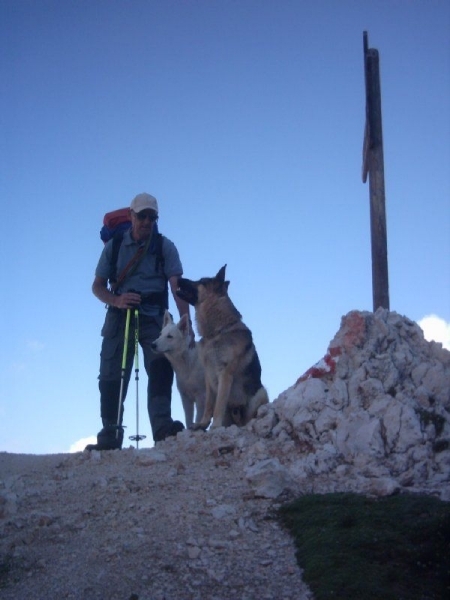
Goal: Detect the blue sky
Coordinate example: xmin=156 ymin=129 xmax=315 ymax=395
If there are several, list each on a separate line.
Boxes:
xmin=1 ymin=0 xmax=449 ymax=455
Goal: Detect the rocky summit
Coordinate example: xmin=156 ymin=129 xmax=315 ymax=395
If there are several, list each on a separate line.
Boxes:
xmin=249 ymin=308 xmax=450 ymax=500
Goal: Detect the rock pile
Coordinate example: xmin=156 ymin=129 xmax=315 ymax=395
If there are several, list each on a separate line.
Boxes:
xmin=246 ymin=308 xmax=450 ymax=500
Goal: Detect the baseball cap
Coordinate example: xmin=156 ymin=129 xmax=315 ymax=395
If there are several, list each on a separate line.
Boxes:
xmin=130 ymin=193 xmax=159 ymax=214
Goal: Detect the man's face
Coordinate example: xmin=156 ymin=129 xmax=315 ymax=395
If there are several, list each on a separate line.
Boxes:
xmin=130 ymin=210 xmax=157 ymax=242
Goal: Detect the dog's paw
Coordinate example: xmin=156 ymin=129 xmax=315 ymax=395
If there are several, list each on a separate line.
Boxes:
xmin=190 ymin=422 xmax=209 ymax=432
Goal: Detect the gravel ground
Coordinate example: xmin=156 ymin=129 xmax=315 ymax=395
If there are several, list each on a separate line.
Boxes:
xmin=0 ymin=428 xmax=313 ymax=600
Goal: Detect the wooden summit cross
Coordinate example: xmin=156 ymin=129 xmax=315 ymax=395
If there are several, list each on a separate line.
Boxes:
xmin=362 ymin=31 xmax=390 ymax=311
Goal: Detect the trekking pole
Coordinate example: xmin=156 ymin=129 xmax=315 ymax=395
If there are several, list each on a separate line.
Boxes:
xmin=116 ymin=308 xmax=131 ymax=441
xmin=129 ymin=308 xmax=146 ymax=448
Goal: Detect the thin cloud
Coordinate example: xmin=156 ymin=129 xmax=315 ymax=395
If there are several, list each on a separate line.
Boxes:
xmin=26 ymin=339 xmax=45 ymax=352
xmin=417 ymin=315 xmax=450 ymax=350
xmin=69 ymin=436 xmax=96 ymax=453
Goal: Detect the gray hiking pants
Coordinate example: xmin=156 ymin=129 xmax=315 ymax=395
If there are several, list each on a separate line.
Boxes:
xmin=98 ymin=308 xmax=174 ymax=441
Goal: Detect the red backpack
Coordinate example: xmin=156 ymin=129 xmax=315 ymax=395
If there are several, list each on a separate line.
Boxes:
xmin=100 ymin=208 xmax=131 ymax=243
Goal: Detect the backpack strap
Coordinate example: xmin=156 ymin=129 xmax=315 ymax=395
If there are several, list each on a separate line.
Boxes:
xmin=155 ymin=233 xmax=168 ymax=309
xmin=110 ymin=233 xmax=124 ymax=282
xmin=155 ymin=233 xmax=165 ymax=273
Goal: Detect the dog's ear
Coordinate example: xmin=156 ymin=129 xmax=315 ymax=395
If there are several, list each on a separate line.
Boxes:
xmin=216 ymin=264 xmax=227 ymax=282
xmin=163 ymin=310 xmax=173 ymax=328
xmin=178 ymin=313 xmax=190 ymax=335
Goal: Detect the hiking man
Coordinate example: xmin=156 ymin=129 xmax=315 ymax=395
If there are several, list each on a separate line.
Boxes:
xmin=86 ymin=192 xmax=192 ymax=450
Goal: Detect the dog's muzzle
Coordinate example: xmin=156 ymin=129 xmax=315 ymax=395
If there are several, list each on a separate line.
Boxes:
xmin=176 ymin=279 xmax=198 ymax=306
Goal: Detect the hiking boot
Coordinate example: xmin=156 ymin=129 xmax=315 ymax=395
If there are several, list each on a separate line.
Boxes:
xmin=85 ymin=425 xmax=124 ymax=451
xmin=154 ymin=420 xmax=185 ymax=442
xmin=170 ymin=420 xmax=185 ymax=437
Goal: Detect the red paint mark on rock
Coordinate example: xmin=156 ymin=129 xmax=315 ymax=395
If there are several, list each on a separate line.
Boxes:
xmin=296 ymin=347 xmax=341 ymax=385
xmin=337 ymin=311 xmax=366 ymax=351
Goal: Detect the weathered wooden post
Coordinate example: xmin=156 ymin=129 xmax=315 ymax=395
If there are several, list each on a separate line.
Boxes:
xmin=362 ymin=31 xmax=390 ymax=311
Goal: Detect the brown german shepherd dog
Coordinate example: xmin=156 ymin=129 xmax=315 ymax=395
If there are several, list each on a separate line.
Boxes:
xmin=176 ymin=265 xmax=269 ymax=429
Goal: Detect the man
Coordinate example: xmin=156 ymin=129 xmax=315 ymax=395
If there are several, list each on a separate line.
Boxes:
xmin=86 ymin=192 xmax=192 ymax=450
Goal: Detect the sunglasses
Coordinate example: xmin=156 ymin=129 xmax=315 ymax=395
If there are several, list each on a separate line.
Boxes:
xmin=135 ymin=211 xmax=158 ymax=222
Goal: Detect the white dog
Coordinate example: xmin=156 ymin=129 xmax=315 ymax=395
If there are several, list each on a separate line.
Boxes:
xmin=152 ymin=311 xmax=206 ymax=428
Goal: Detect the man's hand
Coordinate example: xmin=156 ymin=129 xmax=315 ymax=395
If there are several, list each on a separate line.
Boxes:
xmin=113 ymin=292 xmax=141 ymax=309
xmin=92 ymin=276 xmax=141 ymax=309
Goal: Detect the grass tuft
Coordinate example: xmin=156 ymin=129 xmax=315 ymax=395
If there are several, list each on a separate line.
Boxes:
xmin=278 ymin=492 xmax=450 ymax=600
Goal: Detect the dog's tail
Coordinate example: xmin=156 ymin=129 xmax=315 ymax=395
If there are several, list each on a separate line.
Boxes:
xmin=249 ymin=386 xmax=269 ymax=421
xmin=230 ymin=386 xmax=269 ymax=426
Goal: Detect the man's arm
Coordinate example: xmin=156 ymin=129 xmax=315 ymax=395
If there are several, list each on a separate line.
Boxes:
xmin=169 ymin=275 xmax=190 ymax=320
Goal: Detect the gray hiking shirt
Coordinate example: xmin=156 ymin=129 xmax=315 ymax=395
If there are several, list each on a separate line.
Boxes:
xmin=95 ymin=228 xmax=183 ymax=317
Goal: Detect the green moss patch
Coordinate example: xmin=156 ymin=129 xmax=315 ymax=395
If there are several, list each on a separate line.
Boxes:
xmin=278 ymin=492 xmax=450 ymax=600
